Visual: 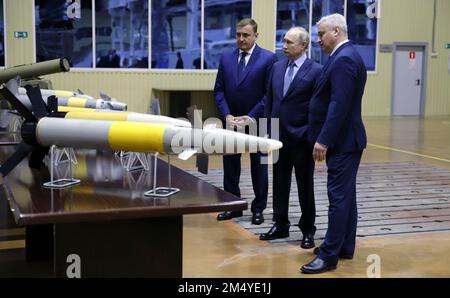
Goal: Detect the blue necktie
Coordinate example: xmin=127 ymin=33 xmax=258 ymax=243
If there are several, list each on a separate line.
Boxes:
xmin=237 ymin=52 xmax=247 ymax=81
xmin=283 ymin=61 xmax=296 ymax=96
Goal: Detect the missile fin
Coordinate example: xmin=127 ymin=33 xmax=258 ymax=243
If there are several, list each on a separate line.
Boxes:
xmin=99 ymin=91 xmax=112 ymax=101
xmin=0 ymin=143 xmax=33 ymax=177
xmin=25 ymin=85 xmax=47 ymax=118
xmin=0 ymin=84 xmax=37 ymax=122
xmin=178 ymin=149 xmax=198 ymax=161
xmin=5 ymin=77 xmax=21 ymax=95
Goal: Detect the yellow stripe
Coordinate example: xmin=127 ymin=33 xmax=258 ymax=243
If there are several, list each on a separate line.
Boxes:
xmin=58 ymin=106 xmax=93 ymax=112
xmin=54 ymin=90 xmax=75 ymax=97
xmin=67 ymin=97 xmax=88 ymax=108
xmin=109 ymin=122 xmax=167 ymax=153
xmin=368 ymin=143 xmax=450 ymax=163
xmin=66 ymin=111 xmax=129 ymax=121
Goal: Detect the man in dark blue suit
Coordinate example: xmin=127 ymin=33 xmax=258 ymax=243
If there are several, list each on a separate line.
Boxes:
xmin=259 ymin=27 xmax=322 ymax=249
xmin=301 ymin=14 xmax=367 ymax=274
xmin=214 ymin=19 xmax=277 ymax=225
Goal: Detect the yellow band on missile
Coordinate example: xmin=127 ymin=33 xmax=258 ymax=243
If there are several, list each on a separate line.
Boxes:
xmin=55 ymin=90 xmax=75 ymax=98
xmin=109 ymin=122 xmax=166 ymax=153
xmin=67 ymin=97 xmax=88 ymax=108
xmin=66 ymin=111 xmax=129 ymax=121
xmin=59 ymin=106 xmax=93 ymax=113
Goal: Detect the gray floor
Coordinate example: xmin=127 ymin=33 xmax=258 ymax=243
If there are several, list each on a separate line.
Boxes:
xmin=188 ymin=161 xmax=450 ymax=244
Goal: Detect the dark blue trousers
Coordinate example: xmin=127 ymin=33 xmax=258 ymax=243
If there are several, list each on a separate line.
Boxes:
xmin=318 ymin=150 xmax=363 ymax=263
xmin=272 ymin=138 xmax=316 ymax=234
xmin=223 ymin=152 xmax=268 ymax=213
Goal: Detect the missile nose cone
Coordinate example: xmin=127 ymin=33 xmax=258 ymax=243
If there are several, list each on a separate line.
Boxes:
xmin=111 ymin=102 xmax=127 ymax=111
xmin=257 ymin=138 xmax=283 ymax=152
xmin=267 ymin=139 xmax=283 ymax=150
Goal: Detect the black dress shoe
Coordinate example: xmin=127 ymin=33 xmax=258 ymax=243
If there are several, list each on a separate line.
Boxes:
xmin=300 ymin=234 xmax=315 ymax=249
xmin=259 ymin=225 xmax=289 ymax=240
xmin=313 ymin=247 xmax=353 ymax=260
xmin=217 ymin=211 xmax=243 ymax=221
xmin=300 ymin=256 xmax=337 ymax=274
xmin=251 ymin=212 xmax=264 ymax=225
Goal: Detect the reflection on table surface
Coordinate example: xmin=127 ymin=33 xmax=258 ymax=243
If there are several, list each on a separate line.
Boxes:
xmin=0 ymin=145 xmax=246 ymax=225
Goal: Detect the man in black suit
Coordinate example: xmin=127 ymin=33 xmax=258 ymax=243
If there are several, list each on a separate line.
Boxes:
xmin=301 ymin=13 xmax=367 ymax=274
xmin=260 ymin=27 xmax=322 ymax=248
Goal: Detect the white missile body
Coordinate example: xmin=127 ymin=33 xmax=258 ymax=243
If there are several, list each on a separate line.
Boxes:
xmin=36 ymin=118 xmax=282 ymax=159
xmin=17 ymin=88 xmax=127 ymax=111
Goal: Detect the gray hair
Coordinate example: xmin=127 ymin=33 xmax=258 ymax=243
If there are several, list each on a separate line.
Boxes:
xmin=287 ymin=27 xmax=310 ymax=47
xmin=317 ymin=13 xmax=348 ymax=36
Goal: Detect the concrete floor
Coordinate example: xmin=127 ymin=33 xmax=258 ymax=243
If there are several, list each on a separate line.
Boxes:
xmin=181 ymin=117 xmax=450 ymax=277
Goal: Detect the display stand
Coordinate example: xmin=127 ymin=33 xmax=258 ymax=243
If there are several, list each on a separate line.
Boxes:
xmin=121 ymin=152 xmax=151 ymax=172
xmin=43 ymin=145 xmax=80 ymax=189
xmin=144 ymin=153 xmax=180 ymax=197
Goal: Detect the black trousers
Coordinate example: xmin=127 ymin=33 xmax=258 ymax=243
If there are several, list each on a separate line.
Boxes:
xmin=272 ymin=137 xmax=316 ymax=235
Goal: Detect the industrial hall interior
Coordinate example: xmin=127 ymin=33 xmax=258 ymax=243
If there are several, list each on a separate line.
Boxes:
xmin=0 ymin=0 xmax=449 ymax=278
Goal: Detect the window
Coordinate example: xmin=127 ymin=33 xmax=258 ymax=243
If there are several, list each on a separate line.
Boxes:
xmin=204 ymin=0 xmax=251 ymax=69
xmin=34 ymin=0 xmax=253 ymax=70
xmin=276 ymin=0 xmax=310 ymax=60
xmin=275 ymin=0 xmax=378 ymax=71
xmin=347 ymin=0 xmax=377 ymax=71
xmin=0 ymin=0 xmax=4 ymax=66
xmin=151 ymin=0 xmax=201 ymax=69
xmin=95 ymin=0 xmax=148 ymax=68
xmin=35 ymin=0 xmax=93 ymax=67
xmin=311 ymin=0 xmax=345 ymax=64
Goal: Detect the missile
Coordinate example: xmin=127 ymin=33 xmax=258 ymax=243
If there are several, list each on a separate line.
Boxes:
xmin=18 ymin=87 xmax=127 ymax=111
xmin=0 ymin=58 xmax=70 ymax=83
xmin=19 ymin=87 xmax=95 ymax=100
xmin=60 ymin=107 xmax=191 ymax=127
xmin=6 ymin=78 xmax=127 ymax=111
xmin=36 ymin=118 xmax=282 ymax=157
xmin=0 ymin=84 xmax=282 ymax=177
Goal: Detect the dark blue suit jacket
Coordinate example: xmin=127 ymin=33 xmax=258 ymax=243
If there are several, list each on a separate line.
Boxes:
xmin=308 ymin=42 xmax=367 ymax=152
xmin=214 ymin=45 xmax=277 ymax=119
xmin=265 ymin=58 xmax=322 ymax=140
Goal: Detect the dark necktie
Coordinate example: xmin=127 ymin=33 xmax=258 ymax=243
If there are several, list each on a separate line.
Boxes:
xmin=237 ymin=52 xmax=248 ymax=81
xmin=283 ymin=61 xmax=296 ymax=96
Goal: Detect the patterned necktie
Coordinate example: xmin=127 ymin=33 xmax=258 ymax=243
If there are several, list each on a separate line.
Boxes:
xmin=237 ymin=52 xmax=248 ymax=81
xmin=283 ymin=61 xmax=296 ymax=96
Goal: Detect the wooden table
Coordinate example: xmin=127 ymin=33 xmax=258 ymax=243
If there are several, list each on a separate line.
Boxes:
xmin=0 ymin=145 xmax=247 ymax=277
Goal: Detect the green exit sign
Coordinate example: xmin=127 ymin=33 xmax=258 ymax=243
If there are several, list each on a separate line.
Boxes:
xmin=446 ymin=43 xmax=450 ymax=49
xmin=14 ymin=31 xmax=28 ymax=39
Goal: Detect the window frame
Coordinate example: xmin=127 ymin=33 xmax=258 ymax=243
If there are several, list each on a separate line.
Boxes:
xmin=275 ymin=0 xmax=379 ymax=74
xmin=32 ymin=0 xmax=254 ymax=72
xmin=1 ymin=0 xmax=7 ymax=68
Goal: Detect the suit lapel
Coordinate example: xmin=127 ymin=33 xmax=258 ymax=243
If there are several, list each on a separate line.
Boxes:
xmin=314 ymin=51 xmax=338 ymax=90
xmin=238 ymin=45 xmax=260 ymax=85
xmin=283 ymin=59 xmax=312 ymax=99
xmin=231 ymin=48 xmax=240 ymax=85
xmin=276 ymin=61 xmax=288 ymax=99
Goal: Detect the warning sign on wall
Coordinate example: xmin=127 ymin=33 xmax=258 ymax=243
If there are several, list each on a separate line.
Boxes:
xmin=409 ymin=51 xmax=416 ymax=60
xmin=409 ymin=51 xmax=417 ymax=69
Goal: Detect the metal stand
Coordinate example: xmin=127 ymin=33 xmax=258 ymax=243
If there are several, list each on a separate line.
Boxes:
xmin=144 ymin=153 xmax=180 ymax=197
xmin=43 ymin=145 xmax=80 ymax=189
xmin=124 ymin=169 xmax=153 ymax=200
xmin=119 ymin=152 xmax=151 ymax=172
xmin=54 ymin=147 xmax=78 ymax=166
